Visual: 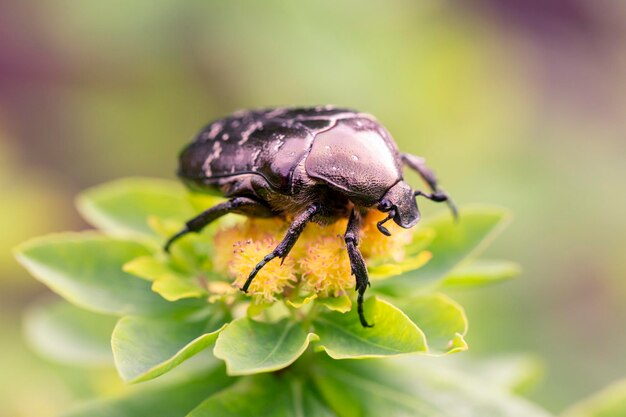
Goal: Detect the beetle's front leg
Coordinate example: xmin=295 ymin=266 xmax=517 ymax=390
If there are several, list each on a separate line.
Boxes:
xmin=344 ymin=209 xmax=373 ymax=328
xmin=402 ymin=153 xmax=458 ymax=219
xmin=164 ymin=196 xmax=273 ymax=252
xmin=241 ymin=204 xmax=319 ymax=292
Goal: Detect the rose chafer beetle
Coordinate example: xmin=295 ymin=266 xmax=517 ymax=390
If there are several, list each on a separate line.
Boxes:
xmin=165 ymin=106 xmax=456 ymax=327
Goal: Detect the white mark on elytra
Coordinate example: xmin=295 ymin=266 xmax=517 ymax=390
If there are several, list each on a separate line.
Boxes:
xmin=324 ymin=145 xmax=331 ymax=151
xmin=266 ymin=108 xmax=287 ymax=119
xmin=202 ymin=141 xmax=223 ymax=176
xmin=251 ymin=149 xmax=262 ymax=165
xmin=273 ymin=141 xmax=284 ymax=152
xmin=206 ymin=122 xmax=223 ymax=140
xmin=239 ymin=121 xmax=262 ymax=145
xmin=222 ymin=133 xmax=229 ymax=141
xmin=351 ymin=155 xmax=359 ymax=161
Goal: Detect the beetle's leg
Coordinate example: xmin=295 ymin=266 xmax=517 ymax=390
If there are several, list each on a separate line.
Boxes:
xmin=401 ymin=153 xmax=458 ymax=219
xmin=241 ymin=204 xmax=319 ymax=292
xmin=164 ymin=196 xmax=273 ymax=252
xmin=344 ymin=209 xmax=373 ymax=328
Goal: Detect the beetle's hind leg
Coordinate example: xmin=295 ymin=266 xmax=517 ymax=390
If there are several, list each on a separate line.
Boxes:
xmin=241 ymin=204 xmax=319 ymax=292
xmin=402 ymin=153 xmax=458 ymax=219
xmin=164 ymin=196 xmax=273 ymax=252
xmin=344 ymin=209 xmax=373 ymax=328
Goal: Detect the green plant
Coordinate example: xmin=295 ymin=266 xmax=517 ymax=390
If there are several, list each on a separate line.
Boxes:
xmin=15 ymin=177 xmax=552 ymax=417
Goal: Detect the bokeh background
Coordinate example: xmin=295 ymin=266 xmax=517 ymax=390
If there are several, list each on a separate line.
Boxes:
xmin=1 ymin=1 xmax=625 ymax=415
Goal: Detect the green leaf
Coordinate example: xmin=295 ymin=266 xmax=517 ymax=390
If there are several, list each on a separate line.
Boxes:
xmin=398 ymin=293 xmax=468 ymax=355
xmin=187 ymin=375 xmax=292 ymax=417
xmin=561 ymin=378 xmax=626 ymax=417
xmin=14 ymin=233 xmax=192 ymax=315
xmin=312 ymin=356 xmax=554 ymax=417
xmin=112 ymin=311 xmax=227 ymax=383
xmin=62 ymin=365 xmax=234 ymax=417
xmin=440 ymin=259 xmax=520 ymax=289
xmin=123 ymin=256 xmax=208 ymax=301
xmin=23 ymin=299 xmax=117 ymax=366
xmin=76 ymin=177 xmax=194 ymax=238
xmin=317 ymin=295 xmax=352 ymax=313
xmin=368 ymin=251 xmax=432 ymax=280
xmin=188 ymin=374 xmax=336 ymax=417
xmin=313 ymin=296 xmax=427 ymax=359
xmin=286 ymin=293 xmax=318 ymax=309
xmin=377 ymin=206 xmax=511 ymax=295
xmin=214 ymin=318 xmax=317 ymax=375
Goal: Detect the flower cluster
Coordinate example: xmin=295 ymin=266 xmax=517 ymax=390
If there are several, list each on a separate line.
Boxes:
xmin=211 ymin=210 xmax=415 ymax=304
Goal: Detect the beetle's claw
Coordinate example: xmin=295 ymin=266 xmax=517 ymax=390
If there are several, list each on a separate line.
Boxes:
xmin=377 ymin=222 xmax=391 ymax=236
xmin=376 ymin=210 xmax=395 ymax=236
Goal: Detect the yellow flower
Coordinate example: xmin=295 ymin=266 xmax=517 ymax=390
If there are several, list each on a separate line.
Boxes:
xmin=299 ymin=235 xmax=353 ymax=297
xmin=213 ymin=218 xmax=286 ymax=273
xmin=229 ymin=237 xmax=297 ymax=302
xmin=215 ymin=210 xmax=417 ymax=303
xmin=359 ymin=210 xmax=413 ymax=262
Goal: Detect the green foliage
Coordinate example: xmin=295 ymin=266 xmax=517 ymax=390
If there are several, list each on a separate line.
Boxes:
xmin=24 ymin=299 xmax=117 ymax=366
xmin=314 ymin=297 xmax=427 ymax=359
xmin=111 ymin=311 xmax=227 ymax=383
xmin=15 ymin=177 xmax=553 ymax=417
xmin=214 ymin=318 xmax=317 ymax=375
xmin=376 ymin=207 xmax=513 ymax=295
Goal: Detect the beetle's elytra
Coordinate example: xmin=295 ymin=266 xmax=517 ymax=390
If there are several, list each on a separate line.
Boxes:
xmin=166 ymin=106 xmax=456 ymax=327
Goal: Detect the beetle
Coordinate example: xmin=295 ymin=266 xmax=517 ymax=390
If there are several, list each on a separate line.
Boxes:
xmin=165 ymin=106 xmax=456 ymax=327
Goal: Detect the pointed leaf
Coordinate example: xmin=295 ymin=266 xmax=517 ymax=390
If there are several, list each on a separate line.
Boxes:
xmin=24 ymin=299 xmax=117 ymax=366
xmin=377 ymin=206 xmax=511 ymax=295
xmin=369 ymin=251 xmax=432 ymax=280
xmin=62 ymin=366 xmax=233 ymax=417
xmin=214 ymin=318 xmax=317 ymax=375
xmin=398 ymin=293 xmax=468 ymax=355
xmin=286 ymin=293 xmax=318 ymax=309
xmin=123 ymin=256 xmax=208 ymax=301
xmin=112 ymin=312 xmax=227 ymax=383
xmin=440 ymin=259 xmax=520 ymax=289
xmin=76 ymin=177 xmax=194 ymax=238
xmin=314 ymin=297 xmax=427 ymax=359
xmin=317 ymin=295 xmax=352 ymax=313
xmin=14 ymin=233 xmax=192 ymax=315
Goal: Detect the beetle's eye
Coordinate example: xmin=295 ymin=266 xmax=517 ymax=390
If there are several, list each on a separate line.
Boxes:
xmin=378 ymin=199 xmax=393 ymax=212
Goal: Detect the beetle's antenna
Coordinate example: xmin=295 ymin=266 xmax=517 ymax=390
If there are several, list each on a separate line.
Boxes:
xmin=415 ymin=190 xmax=458 ymax=221
xmin=376 ymin=209 xmax=396 ymax=236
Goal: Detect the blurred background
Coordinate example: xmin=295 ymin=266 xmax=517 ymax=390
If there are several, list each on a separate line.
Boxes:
xmin=1 ymin=0 xmax=625 ymax=415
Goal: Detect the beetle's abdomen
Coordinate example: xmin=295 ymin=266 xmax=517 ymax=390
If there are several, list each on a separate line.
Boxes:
xmin=179 ymin=112 xmax=313 ymax=193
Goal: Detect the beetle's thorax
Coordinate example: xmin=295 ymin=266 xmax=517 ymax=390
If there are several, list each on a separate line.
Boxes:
xmin=304 ymin=118 xmax=403 ymax=206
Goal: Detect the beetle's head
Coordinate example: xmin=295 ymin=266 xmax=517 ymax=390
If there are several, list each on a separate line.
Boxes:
xmin=376 ymin=181 xmax=420 ymax=236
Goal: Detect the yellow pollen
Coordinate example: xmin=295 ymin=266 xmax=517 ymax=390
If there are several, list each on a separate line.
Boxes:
xmin=299 ymin=235 xmax=353 ymax=297
xmin=214 ymin=210 xmax=415 ymax=302
xmin=229 ymin=237 xmax=297 ymax=302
